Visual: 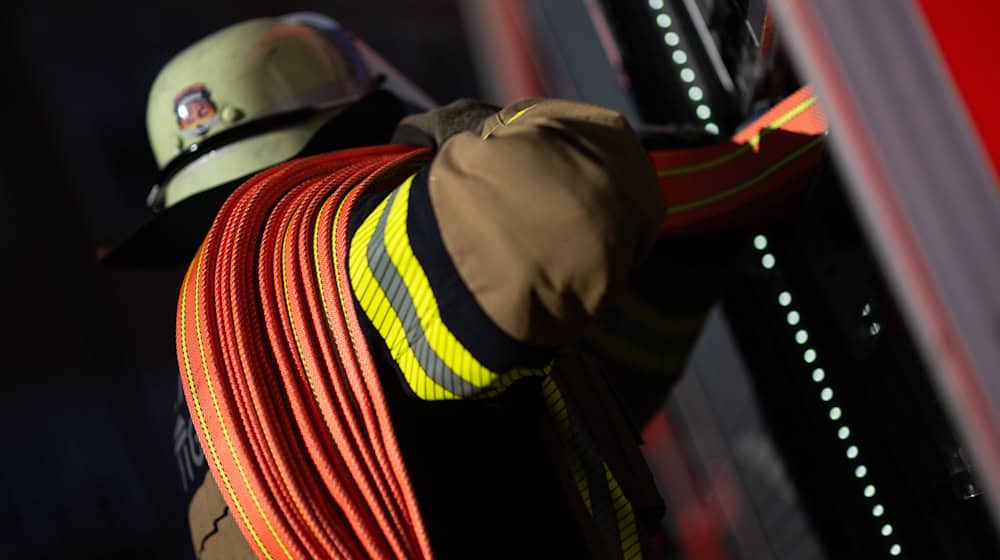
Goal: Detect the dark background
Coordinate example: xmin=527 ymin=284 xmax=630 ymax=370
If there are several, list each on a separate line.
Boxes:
xmin=0 ymin=2 xmax=477 ymax=558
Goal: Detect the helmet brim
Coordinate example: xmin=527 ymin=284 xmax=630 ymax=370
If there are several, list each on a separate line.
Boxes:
xmin=101 ymin=178 xmax=242 ymax=267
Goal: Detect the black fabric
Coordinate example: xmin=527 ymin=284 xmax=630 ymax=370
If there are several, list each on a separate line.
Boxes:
xmin=102 ymin=177 xmax=243 ymax=267
xmin=347 ymin=183 xmax=394 ymax=240
xmin=104 ymin=89 xmax=408 ymax=268
xmin=356 ymin=308 xmax=590 ymax=559
xmin=172 ymin=375 xmax=210 ymax=503
xmin=637 ymin=122 xmax=720 ymax=149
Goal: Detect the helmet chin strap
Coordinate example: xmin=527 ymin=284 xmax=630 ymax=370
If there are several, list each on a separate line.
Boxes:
xmin=148 ymin=14 xmax=386 ymax=213
xmin=149 ymin=79 xmax=392 ymax=213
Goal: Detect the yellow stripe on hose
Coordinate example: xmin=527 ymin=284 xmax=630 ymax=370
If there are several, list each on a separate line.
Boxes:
xmin=281 ymin=201 xmax=321 ymax=401
xmin=668 ymin=134 xmax=827 ymax=215
xmin=658 ymin=95 xmax=818 ymax=178
xmin=182 ymin=250 xmax=283 ymax=560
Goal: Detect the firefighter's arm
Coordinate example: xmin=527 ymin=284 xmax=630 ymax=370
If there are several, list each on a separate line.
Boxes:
xmin=348 ymin=98 xmax=664 ymax=400
xmin=430 ymin=98 xmax=665 ymax=345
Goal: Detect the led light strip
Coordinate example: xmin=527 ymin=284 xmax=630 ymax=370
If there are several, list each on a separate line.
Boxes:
xmin=647 ymin=0 xmax=720 ymax=134
xmin=754 ymin=234 xmax=903 ymax=557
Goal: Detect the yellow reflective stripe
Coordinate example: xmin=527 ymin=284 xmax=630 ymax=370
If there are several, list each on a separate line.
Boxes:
xmin=545 ymin=377 xmax=643 ymax=556
xmin=607 ymin=464 xmax=642 ymax=560
xmin=658 ymin=95 xmax=818 ymax=178
xmin=668 ymin=134 xmax=827 ymax=216
xmin=474 ymin=368 xmax=549 ymax=400
xmin=381 ymin=180 xmax=496 ymax=389
xmin=482 ymin=104 xmax=538 ymax=139
xmin=182 ymin=251 xmax=287 ymax=560
xmin=505 ymin=104 xmax=537 ymax=125
xmin=543 ymin=377 xmax=591 ymax=512
xmin=349 ymin=174 xmax=548 ymax=400
xmin=350 ymin=191 xmax=455 ymax=400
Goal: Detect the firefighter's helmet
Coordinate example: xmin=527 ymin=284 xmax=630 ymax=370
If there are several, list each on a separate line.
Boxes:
xmin=106 ymin=13 xmax=432 ymax=266
xmin=146 ymin=14 xmax=371 ymax=211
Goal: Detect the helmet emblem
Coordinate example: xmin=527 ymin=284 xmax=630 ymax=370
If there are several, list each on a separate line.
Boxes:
xmin=174 ymin=84 xmax=220 ymax=138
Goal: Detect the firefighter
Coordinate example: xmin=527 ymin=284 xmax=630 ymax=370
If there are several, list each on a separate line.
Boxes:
xmin=112 ymin=9 xmax=829 ymax=557
xmin=109 ymin=13 xmax=673 ymax=560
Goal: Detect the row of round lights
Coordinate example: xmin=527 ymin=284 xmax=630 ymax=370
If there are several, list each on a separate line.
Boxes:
xmin=754 ymin=234 xmax=902 ymax=557
xmin=647 ymin=0 xmax=720 ymax=134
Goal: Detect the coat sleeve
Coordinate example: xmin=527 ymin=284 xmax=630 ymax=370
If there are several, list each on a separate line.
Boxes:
xmin=430 ymin=98 xmax=665 ymax=345
xmin=347 ymin=98 xmax=665 ymax=400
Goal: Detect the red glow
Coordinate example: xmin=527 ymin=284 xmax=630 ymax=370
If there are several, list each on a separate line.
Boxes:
xmin=914 ymin=0 xmax=1000 ymax=193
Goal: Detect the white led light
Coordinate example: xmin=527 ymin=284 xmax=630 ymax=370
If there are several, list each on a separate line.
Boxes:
xmin=696 ymin=104 xmax=711 ymax=120
xmin=680 ymin=68 xmax=695 ymax=82
xmin=838 ymin=426 xmax=851 ymax=439
xmin=873 ymin=504 xmax=884 ymax=517
xmin=869 ymin=322 xmax=882 ymax=335
xmin=847 ymin=445 xmax=859 ymax=459
xmin=649 ymin=0 xmax=664 ymax=9
xmin=656 ymin=13 xmax=672 ymax=27
xmin=787 ymin=310 xmax=800 ymax=325
xmin=862 ymin=303 xmax=872 ymax=317
xmin=778 ymin=291 xmax=791 ymax=306
xmin=820 ymin=387 xmax=833 ymax=401
xmin=795 ymin=330 xmax=809 ymax=344
xmin=664 ymin=32 xmax=679 ymax=46
xmin=830 ymin=407 xmax=842 ymax=420
xmin=673 ymin=49 xmax=688 ymax=64
xmin=864 ymin=484 xmax=876 ymax=497
xmin=882 ymin=524 xmax=893 ymax=536
xmin=890 ymin=544 xmax=901 ymax=556
xmin=753 ymin=234 xmax=768 ymax=250
xmin=855 ymin=465 xmax=868 ymax=478
xmin=804 ymin=349 xmax=817 ymax=363
xmin=762 ymin=253 xmax=776 ymax=269
xmin=704 ymin=123 xmax=719 ymax=134
xmin=688 ymin=86 xmax=704 ymax=101
xmin=812 ymin=368 xmax=825 ymax=382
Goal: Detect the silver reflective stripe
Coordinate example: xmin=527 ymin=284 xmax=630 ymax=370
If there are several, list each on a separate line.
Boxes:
xmin=366 ymin=189 xmax=479 ymax=397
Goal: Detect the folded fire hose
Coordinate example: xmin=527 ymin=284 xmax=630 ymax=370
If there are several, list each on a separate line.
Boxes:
xmin=178 ymin=87 xmax=826 ymax=559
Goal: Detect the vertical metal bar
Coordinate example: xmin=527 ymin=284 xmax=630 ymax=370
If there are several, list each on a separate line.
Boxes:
xmin=773 ymin=0 xmax=1000 ymax=533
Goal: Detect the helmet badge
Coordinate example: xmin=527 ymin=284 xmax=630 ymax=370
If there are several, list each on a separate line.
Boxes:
xmin=174 ymin=84 xmax=220 ymax=138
